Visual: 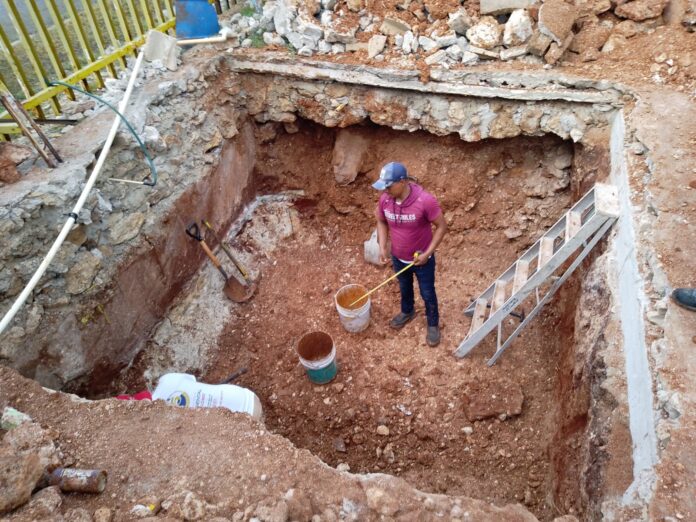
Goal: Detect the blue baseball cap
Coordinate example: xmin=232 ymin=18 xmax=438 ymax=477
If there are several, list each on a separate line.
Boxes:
xmin=372 ymin=162 xmax=408 ymax=190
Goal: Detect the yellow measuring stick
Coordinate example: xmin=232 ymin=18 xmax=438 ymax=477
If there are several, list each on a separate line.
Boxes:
xmin=349 ymin=253 xmax=419 ymax=307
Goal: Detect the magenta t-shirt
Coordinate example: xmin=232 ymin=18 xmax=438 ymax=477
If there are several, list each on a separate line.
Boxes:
xmin=376 ymin=184 xmax=442 ymax=261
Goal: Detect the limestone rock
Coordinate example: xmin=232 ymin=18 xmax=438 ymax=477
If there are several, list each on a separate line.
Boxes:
xmin=65 ymin=251 xmax=102 ymax=295
xmin=538 ymin=0 xmax=579 ymax=44
xmin=434 ymin=31 xmax=458 ymax=48
xmin=3 ymin=421 xmax=62 ymax=471
xmin=1 ymin=407 xmax=32 ymax=430
xmin=503 ymin=9 xmax=534 ymax=46
xmin=332 ymin=128 xmax=370 ymax=185
xmin=273 ymin=0 xmax=297 ymax=37
xmin=445 ymin=43 xmax=464 ymax=60
xmin=402 ymin=30 xmax=416 ymax=53
xmin=345 ymin=42 xmax=369 ymax=52
xmin=545 ymin=33 xmax=574 ymax=64
xmin=601 ymin=33 xmax=626 ymax=53
xmin=527 ymin=29 xmax=552 ymax=55
xmin=447 ymin=9 xmax=475 ymax=34
xmin=463 ymin=379 xmax=524 ymax=421
xmin=568 ymin=23 xmax=611 ymax=53
xmin=461 ymin=51 xmax=480 ymax=64
xmin=325 ymin=25 xmax=358 ymax=43
xmin=500 ymin=45 xmax=528 ymax=60
xmin=346 ymin=0 xmax=362 ymax=11
xmin=612 ymin=20 xmax=639 ymax=38
xmin=480 ymin=0 xmax=535 ymax=15
xmin=108 ymin=211 xmax=145 ymax=245
xmin=424 ymin=49 xmax=449 ymax=65
xmin=468 ymin=45 xmax=500 ymax=59
xmin=423 ymin=0 xmax=459 ymax=20
xmin=615 ymin=0 xmax=668 ymax=21
xmin=465 ymin=16 xmax=503 ymax=49
xmin=419 ymin=35 xmax=438 ymax=52
xmin=380 ymin=17 xmax=410 ymax=35
xmin=0 ymin=447 xmax=44 ymax=513
xmin=368 ymin=34 xmax=387 ymax=58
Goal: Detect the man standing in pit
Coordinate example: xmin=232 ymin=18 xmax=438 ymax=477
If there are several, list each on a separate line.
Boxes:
xmin=373 ymin=162 xmax=447 ymax=347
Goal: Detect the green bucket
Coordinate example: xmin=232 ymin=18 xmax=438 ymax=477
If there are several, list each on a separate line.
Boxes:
xmin=297 ymin=331 xmax=338 ymax=385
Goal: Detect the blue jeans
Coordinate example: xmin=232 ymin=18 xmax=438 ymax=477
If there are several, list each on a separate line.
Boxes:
xmin=392 ymin=255 xmax=439 ymax=327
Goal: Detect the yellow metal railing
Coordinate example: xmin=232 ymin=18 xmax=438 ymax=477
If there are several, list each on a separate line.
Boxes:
xmin=0 ymin=0 xmax=228 ymax=137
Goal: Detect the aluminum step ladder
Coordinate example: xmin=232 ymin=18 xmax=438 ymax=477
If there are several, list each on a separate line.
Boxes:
xmin=455 ymin=183 xmax=620 ymax=366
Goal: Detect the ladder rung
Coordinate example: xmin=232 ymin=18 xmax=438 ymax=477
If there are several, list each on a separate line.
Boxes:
xmin=468 ymin=298 xmax=488 ymax=336
xmin=565 ymin=210 xmax=582 ymax=242
xmin=490 ymin=280 xmax=507 ymax=315
xmin=538 ymin=237 xmax=555 ymax=268
xmin=512 ymin=260 xmax=529 ymax=294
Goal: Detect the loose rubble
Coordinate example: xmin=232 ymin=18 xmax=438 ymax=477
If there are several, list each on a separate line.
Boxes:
xmin=216 ymin=0 xmax=672 ymax=68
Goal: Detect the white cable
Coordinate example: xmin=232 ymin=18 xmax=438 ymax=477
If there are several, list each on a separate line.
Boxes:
xmin=0 ymin=52 xmax=145 ymax=335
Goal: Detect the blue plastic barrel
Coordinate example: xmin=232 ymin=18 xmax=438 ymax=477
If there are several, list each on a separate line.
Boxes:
xmin=175 ymin=0 xmax=220 ymax=39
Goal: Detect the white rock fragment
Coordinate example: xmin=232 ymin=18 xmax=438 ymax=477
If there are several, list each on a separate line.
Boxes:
xmin=418 ymin=36 xmax=437 ymax=52
xmin=500 ymin=45 xmax=528 ymax=60
xmin=448 ymin=9 xmax=475 ymax=35
xmin=466 ymin=16 xmax=503 ymax=49
xmin=424 ymin=49 xmax=448 ymax=65
xmin=503 ymin=9 xmax=534 ymax=47
xmin=461 ymin=51 xmax=479 ymax=64
xmin=368 ymin=34 xmax=387 ymax=58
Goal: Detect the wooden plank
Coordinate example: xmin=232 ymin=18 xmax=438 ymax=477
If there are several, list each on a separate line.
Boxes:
xmin=538 ymin=237 xmax=555 ymax=269
xmin=468 ymin=298 xmax=488 ymax=337
xmin=512 ymin=260 xmax=529 ymax=294
xmin=565 ymin=211 xmax=582 ymax=242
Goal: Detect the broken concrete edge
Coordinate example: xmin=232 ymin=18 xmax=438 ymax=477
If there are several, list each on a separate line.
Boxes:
xmin=0 ymin=365 xmax=541 ymax=521
xmin=227 ymin=51 xmax=632 ymax=104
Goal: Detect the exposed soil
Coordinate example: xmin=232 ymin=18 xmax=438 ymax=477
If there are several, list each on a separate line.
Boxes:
xmin=173 ymin=120 xmax=592 ymax=520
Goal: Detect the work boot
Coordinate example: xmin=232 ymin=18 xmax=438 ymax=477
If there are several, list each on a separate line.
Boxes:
xmin=671 ymin=288 xmax=696 ymax=312
xmin=390 ymin=311 xmax=415 ymax=330
xmin=426 ymin=326 xmax=440 ymax=347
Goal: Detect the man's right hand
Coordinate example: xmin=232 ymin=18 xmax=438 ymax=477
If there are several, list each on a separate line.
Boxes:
xmin=379 ymin=248 xmax=390 ymax=265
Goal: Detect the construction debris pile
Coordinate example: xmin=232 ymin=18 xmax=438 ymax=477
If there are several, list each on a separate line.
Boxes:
xmin=221 ymin=0 xmax=676 ymax=66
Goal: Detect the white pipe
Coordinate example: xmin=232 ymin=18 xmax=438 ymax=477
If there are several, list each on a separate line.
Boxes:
xmin=176 ymin=35 xmax=229 ymax=46
xmin=0 ymin=52 xmax=145 ymax=336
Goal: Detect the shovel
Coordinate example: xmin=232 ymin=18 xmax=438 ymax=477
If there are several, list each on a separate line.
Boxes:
xmin=185 ymin=223 xmax=254 ymax=303
xmin=202 ymin=220 xmax=255 ymax=286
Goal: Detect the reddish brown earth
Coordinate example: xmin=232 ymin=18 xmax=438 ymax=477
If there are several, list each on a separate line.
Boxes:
xmin=181 ymin=122 xmax=592 ymax=520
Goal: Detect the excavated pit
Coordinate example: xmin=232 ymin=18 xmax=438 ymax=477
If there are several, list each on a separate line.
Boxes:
xmin=103 ymin=118 xmax=615 ymax=520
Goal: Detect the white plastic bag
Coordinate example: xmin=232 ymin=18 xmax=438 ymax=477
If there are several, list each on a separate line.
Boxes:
xmin=364 ymin=229 xmax=384 ymax=265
